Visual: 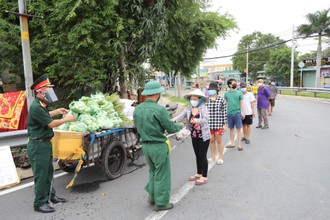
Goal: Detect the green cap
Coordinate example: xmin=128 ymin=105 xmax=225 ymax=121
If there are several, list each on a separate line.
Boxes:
xmin=30 ymin=74 xmax=54 ymax=91
xmin=141 ymin=81 xmax=164 ymax=96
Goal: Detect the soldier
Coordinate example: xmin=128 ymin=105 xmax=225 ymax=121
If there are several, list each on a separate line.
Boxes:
xmin=133 ymin=81 xmax=184 ymax=212
xmin=27 ymin=74 xmax=75 ymax=213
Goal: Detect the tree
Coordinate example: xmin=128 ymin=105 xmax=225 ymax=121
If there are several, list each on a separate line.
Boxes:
xmin=297 ymin=8 xmax=330 ymax=87
xmin=0 ymin=3 xmax=23 ymax=82
xmin=266 ymin=47 xmax=300 ymax=86
xmin=233 ymin=31 xmax=286 ymax=82
xmin=151 ymin=0 xmax=236 ymax=97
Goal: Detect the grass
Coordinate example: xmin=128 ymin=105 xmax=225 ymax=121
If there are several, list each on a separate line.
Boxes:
xmin=279 ymin=90 xmax=330 ymax=99
xmin=163 ymin=93 xmax=189 ymax=106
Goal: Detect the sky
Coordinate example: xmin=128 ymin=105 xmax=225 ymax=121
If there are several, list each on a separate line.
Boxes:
xmin=204 ymin=0 xmax=330 ymax=65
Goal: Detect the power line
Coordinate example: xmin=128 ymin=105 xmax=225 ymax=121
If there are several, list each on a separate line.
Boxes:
xmin=204 ymin=34 xmax=326 ymax=60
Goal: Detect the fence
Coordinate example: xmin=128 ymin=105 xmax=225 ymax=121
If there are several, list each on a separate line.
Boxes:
xmin=277 ymin=87 xmax=330 ymax=97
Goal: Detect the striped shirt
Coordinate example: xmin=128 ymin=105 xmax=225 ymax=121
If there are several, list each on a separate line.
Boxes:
xmin=206 ymin=96 xmax=227 ymax=130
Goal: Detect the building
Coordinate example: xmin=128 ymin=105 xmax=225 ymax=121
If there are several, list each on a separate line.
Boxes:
xmin=302 ymin=58 xmax=330 ymax=88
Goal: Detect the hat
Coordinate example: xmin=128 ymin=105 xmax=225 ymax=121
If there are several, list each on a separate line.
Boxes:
xmin=208 ymin=82 xmax=219 ymax=90
xmin=184 ymin=89 xmax=207 ymax=101
xmin=240 ymin=81 xmax=247 ymax=88
xmin=141 ymin=81 xmax=165 ymax=96
xmin=30 ymin=74 xmax=54 ymax=91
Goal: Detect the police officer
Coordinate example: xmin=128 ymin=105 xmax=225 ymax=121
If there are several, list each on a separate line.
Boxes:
xmin=27 ymin=74 xmax=75 ymax=213
xmin=133 ymin=81 xmax=184 ymax=212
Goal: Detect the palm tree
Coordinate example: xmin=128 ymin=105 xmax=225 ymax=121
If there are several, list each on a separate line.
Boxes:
xmin=297 ymin=8 xmax=330 ymax=87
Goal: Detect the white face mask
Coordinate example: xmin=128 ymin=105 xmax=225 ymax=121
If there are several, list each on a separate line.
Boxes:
xmin=258 ymin=83 xmax=262 ymax=86
xmin=190 ymin=100 xmax=199 ymax=107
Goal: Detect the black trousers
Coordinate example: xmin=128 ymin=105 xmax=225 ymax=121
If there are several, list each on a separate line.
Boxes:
xmin=191 ymin=137 xmax=210 ymax=177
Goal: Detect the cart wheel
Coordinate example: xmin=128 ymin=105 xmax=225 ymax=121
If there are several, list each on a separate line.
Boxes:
xmin=58 ymin=160 xmax=78 ymax=173
xmin=102 ymin=141 xmax=127 ymax=179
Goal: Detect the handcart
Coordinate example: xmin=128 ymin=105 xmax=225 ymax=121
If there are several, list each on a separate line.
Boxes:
xmin=52 ymin=126 xmax=141 ymax=188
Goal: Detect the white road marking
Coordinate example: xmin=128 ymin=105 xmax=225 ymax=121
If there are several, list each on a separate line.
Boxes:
xmin=145 ymin=136 xmax=237 ymax=220
xmin=0 ymin=172 xmax=68 ymax=196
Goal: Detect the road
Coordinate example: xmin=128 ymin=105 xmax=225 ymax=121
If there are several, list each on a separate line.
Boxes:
xmin=0 ymin=95 xmax=330 ymax=220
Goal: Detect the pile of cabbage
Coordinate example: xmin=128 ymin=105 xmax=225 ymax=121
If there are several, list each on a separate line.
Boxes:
xmin=56 ymin=93 xmax=131 ymax=133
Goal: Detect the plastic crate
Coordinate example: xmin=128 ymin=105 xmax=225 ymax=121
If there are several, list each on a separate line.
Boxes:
xmin=51 ymin=130 xmax=85 ymax=160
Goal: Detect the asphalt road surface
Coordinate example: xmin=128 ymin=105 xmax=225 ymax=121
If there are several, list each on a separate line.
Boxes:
xmin=0 ymin=95 xmax=329 ymax=220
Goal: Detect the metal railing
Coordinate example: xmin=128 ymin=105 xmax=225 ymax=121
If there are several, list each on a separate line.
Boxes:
xmin=277 ymin=87 xmax=330 ymax=97
xmin=0 ymin=129 xmax=28 ymax=149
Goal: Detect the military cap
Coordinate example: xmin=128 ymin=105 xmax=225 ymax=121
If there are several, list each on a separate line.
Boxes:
xmin=30 ymin=74 xmax=54 ymax=91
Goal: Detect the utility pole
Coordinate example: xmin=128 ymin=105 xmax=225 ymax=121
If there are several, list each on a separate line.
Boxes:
xmin=18 ymin=0 xmax=34 ymax=108
xmin=246 ymin=46 xmax=249 ymax=83
xmin=290 ymin=25 xmax=295 ymax=88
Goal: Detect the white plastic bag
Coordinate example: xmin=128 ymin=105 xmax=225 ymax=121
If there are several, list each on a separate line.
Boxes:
xmin=175 ymin=127 xmax=191 ymax=140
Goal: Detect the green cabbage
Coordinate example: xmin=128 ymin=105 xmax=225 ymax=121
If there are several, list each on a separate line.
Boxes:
xmin=66 ymin=92 xmax=132 ymax=132
xmin=69 ymin=121 xmax=88 ymax=132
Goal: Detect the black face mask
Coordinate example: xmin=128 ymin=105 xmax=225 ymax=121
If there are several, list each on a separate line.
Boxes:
xmin=231 ymin=83 xmax=237 ymax=89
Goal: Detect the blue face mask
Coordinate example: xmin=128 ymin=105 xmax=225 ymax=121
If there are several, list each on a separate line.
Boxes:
xmin=208 ymin=90 xmax=216 ymax=96
xmin=241 ymin=88 xmax=247 ymax=92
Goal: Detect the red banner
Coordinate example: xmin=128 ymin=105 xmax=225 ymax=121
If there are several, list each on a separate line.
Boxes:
xmin=0 ymin=91 xmax=27 ymax=132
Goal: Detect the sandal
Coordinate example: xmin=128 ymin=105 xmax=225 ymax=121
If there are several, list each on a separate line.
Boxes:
xmin=207 ymin=158 xmax=215 ymax=163
xmin=226 ymin=144 xmax=235 ymax=148
xmin=195 ymin=177 xmax=208 ymax=185
xmin=189 ymin=175 xmax=201 ymax=181
xmin=216 ymin=159 xmax=223 ymax=165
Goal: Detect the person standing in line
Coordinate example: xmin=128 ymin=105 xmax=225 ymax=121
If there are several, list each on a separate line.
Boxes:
xmin=224 ymin=79 xmax=245 ymax=151
xmin=252 ymin=81 xmax=259 ymax=97
xmin=206 ymin=82 xmax=227 ymax=165
xmin=240 ymin=82 xmax=255 ymax=144
xmin=267 ymin=82 xmax=278 ymax=116
xmin=256 ymin=79 xmax=271 ymax=129
xmin=133 ymin=81 xmax=183 ymax=212
xmin=173 ymin=89 xmax=211 ymax=185
xmin=27 ymin=74 xmax=75 ymax=213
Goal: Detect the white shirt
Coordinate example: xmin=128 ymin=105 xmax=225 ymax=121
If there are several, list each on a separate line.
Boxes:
xmin=242 ymin=92 xmax=255 ymax=115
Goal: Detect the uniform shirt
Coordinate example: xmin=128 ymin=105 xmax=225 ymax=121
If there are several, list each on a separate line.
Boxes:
xmin=242 ymin=92 xmax=255 ymax=115
xmin=133 ymin=99 xmax=181 ymax=143
xmin=27 ymin=98 xmax=54 ymax=140
xmin=224 ymin=90 xmax=244 ymax=115
xmin=206 ymin=95 xmax=227 ymax=130
xmin=257 ymin=86 xmax=271 ymax=109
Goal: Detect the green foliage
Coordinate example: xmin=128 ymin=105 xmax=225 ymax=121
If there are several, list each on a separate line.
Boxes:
xmin=233 ymin=31 xmax=287 ymax=81
xmin=266 ymin=47 xmax=300 ymax=86
xmin=151 ymin=0 xmax=237 ymax=77
xmin=0 ymin=3 xmax=22 ymax=75
xmin=297 ymin=8 xmax=330 ymax=38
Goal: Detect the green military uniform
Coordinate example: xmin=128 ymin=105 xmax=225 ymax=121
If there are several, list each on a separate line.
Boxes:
xmin=133 ymin=81 xmax=181 ymax=208
xmin=27 ymin=74 xmax=55 ymax=209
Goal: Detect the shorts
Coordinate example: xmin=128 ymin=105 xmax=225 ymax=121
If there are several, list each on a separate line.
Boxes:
xmin=210 ymin=129 xmax=224 ymax=135
xmin=269 ymin=98 xmax=275 ymax=107
xmin=227 ymin=112 xmax=243 ymax=129
xmin=242 ymin=115 xmax=253 ymax=125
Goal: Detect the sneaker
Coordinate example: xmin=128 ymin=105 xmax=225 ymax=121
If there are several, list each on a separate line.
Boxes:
xmin=207 ymin=158 xmax=215 ymax=163
xmin=238 ymin=147 xmax=243 ymax=151
xmin=153 ymin=203 xmax=174 ymax=212
xmin=245 ymin=139 xmax=250 ymax=144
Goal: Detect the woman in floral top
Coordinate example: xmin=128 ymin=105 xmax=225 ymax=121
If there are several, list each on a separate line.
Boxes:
xmin=173 ymin=89 xmax=211 ymax=185
xmin=206 ymin=82 xmax=227 ymax=165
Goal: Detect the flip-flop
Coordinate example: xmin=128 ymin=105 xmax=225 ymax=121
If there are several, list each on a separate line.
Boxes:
xmin=195 ymin=178 xmax=208 ymax=185
xmin=189 ymin=175 xmax=201 ymax=181
xmin=226 ymin=144 xmax=235 ymax=148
